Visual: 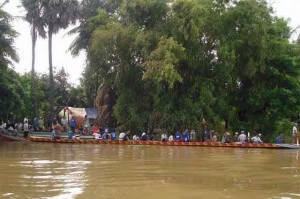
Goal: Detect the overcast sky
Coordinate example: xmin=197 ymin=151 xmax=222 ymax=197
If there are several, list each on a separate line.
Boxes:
xmin=3 ymin=0 xmax=300 ymax=85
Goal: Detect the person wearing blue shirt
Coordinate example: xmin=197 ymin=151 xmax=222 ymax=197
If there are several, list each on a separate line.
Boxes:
xmin=68 ymin=129 xmax=74 ymax=139
xmin=276 ymin=132 xmax=283 ymax=144
xmin=102 ymin=132 xmax=107 ymax=140
xmin=104 ymin=126 xmax=109 ymax=134
xmin=175 ymin=131 xmax=182 ymax=141
xmin=110 ymin=130 xmax=117 ymax=141
xmin=183 ymin=129 xmax=190 ymax=142
xmin=70 ymin=116 xmax=76 ymax=132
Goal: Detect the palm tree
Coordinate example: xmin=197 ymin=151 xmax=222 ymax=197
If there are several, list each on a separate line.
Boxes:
xmin=39 ymin=0 xmax=79 ymax=117
xmin=68 ymin=0 xmax=106 ymax=56
xmin=0 ymin=2 xmax=19 ymax=66
xmin=21 ymin=0 xmax=46 ymax=117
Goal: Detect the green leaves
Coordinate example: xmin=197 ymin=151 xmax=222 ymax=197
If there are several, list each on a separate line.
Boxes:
xmin=0 ymin=8 xmax=19 ymax=65
xmin=39 ymin=0 xmax=79 ymax=33
xmin=143 ymin=37 xmax=185 ymax=88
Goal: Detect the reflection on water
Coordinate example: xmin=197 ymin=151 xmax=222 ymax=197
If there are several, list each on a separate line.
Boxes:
xmin=19 ymin=160 xmax=90 ymax=199
xmin=0 ymin=142 xmax=299 ymax=199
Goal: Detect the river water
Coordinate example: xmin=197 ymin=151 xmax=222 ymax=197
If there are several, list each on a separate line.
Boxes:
xmin=0 ymin=142 xmax=299 ymax=199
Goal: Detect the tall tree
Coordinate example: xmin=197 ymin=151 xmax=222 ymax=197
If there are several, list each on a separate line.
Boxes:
xmin=0 ymin=2 xmax=21 ymax=120
xmin=0 ymin=2 xmax=18 ymax=68
xmin=21 ymin=0 xmax=46 ymax=117
xmin=39 ymin=0 xmax=79 ymax=117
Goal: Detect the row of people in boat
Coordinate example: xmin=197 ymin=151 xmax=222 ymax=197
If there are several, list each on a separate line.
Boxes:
xmin=55 ymin=126 xmax=266 ymax=144
xmin=127 ymin=130 xmax=264 ymax=144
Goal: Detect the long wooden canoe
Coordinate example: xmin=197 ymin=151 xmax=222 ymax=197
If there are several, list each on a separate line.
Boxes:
xmin=0 ymin=132 xmax=25 ymax=141
xmin=28 ymin=136 xmax=300 ymax=149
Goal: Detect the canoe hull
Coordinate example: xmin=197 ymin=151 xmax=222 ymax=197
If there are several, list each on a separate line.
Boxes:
xmin=0 ymin=132 xmax=25 ymax=141
xmin=28 ymin=137 xmax=300 ymax=149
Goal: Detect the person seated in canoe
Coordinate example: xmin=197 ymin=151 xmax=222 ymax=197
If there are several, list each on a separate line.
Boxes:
xmin=238 ymin=131 xmax=247 ymax=144
xmin=233 ymin=132 xmax=239 ymax=142
xmin=110 ymin=130 xmax=117 ymax=141
xmin=101 ymin=131 xmax=107 ymax=140
xmin=104 ymin=125 xmax=109 ymax=135
xmin=161 ymin=133 xmax=168 ymax=142
xmin=211 ymin=133 xmax=218 ymax=142
xmin=190 ymin=129 xmax=196 ymax=141
xmin=67 ymin=127 xmax=74 ymax=139
xmin=118 ymin=132 xmax=126 ymax=141
xmin=92 ymin=126 xmax=101 ymax=140
xmin=124 ymin=131 xmax=130 ymax=141
xmin=251 ymin=133 xmax=263 ymax=144
xmin=133 ymin=134 xmax=139 ymax=141
xmin=175 ymin=131 xmax=182 ymax=141
xmin=119 ymin=131 xmax=130 ymax=141
xmin=94 ymin=132 xmax=101 ymax=140
xmin=92 ymin=125 xmax=100 ymax=134
xmin=221 ymin=132 xmax=231 ymax=143
xmin=183 ymin=129 xmax=190 ymax=142
xmin=140 ymin=132 xmax=148 ymax=141
xmin=149 ymin=132 xmax=155 ymax=141
xmin=52 ymin=124 xmax=62 ymax=140
xmin=168 ymin=134 xmax=174 ymax=142
xmin=276 ymin=132 xmax=283 ymax=144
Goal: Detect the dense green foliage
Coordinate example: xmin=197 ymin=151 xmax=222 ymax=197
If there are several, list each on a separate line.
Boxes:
xmin=1 ymin=0 xmax=300 ymax=141
xmin=0 ymin=3 xmax=21 ymax=120
xmin=75 ymin=0 xmax=300 ymax=139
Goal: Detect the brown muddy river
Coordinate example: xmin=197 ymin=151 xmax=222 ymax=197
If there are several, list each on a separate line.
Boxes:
xmin=0 ymin=142 xmax=299 ymax=199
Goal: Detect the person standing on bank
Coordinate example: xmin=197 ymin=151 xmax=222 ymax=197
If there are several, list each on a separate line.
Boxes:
xmin=23 ymin=121 xmax=29 ymax=138
xmin=83 ymin=115 xmax=90 ymax=134
xmin=61 ymin=116 xmax=68 ymax=133
xmin=293 ymin=123 xmax=298 ymax=144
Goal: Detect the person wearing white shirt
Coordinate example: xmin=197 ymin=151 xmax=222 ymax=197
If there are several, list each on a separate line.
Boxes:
xmin=133 ymin=135 xmax=139 ymax=141
xmin=168 ymin=135 xmax=174 ymax=142
xmin=119 ymin=132 xmax=126 ymax=141
xmin=93 ymin=132 xmax=100 ymax=140
xmin=17 ymin=123 xmax=23 ymax=130
xmin=61 ymin=117 xmax=68 ymax=132
xmin=238 ymin=131 xmax=247 ymax=144
xmin=190 ymin=130 xmax=196 ymax=141
xmin=293 ymin=124 xmax=298 ymax=144
xmin=251 ymin=134 xmax=263 ymax=144
xmin=23 ymin=121 xmax=29 ymax=138
xmin=161 ymin=133 xmax=168 ymax=142
xmin=0 ymin=122 xmax=7 ymax=129
xmin=8 ymin=126 xmax=14 ymax=130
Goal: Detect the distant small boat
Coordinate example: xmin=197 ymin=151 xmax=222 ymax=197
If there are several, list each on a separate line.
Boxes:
xmin=0 ymin=131 xmax=25 ymax=141
xmin=27 ymin=136 xmax=300 ymax=149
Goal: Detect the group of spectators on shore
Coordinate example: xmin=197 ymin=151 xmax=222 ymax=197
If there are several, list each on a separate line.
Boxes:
xmin=0 ymin=117 xmax=44 ymax=137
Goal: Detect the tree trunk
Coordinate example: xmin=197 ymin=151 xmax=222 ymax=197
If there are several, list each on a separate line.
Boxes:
xmin=31 ymin=23 xmax=38 ymax=117
xmin=48 ymin=27 xmax=54 ymax=118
